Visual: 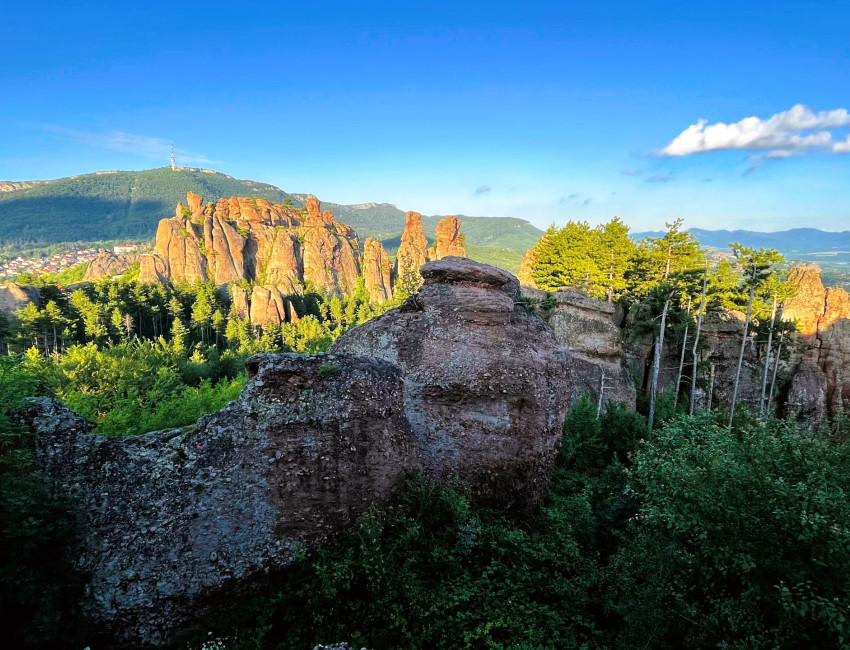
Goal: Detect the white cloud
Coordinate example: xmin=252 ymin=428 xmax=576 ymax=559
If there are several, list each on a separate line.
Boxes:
xmin=45 ymin=126 xmax=218 ymax=164
xmin=834 ymin=135 xmax=850 ymax=153
xmin=659 ymin=104 xmax=850 ymax=157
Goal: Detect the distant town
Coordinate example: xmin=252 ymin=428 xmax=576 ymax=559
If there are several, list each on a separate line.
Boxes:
xmin=0 ymin=244 xmax=142 ymax=280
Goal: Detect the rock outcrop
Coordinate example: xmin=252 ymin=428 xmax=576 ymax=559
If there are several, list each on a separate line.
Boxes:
xmin=0 ymin=282 xmax=39 ymax=314
xmin=395 ymin=211 xmax=430 ymax=287
xmin=429 ymin=216 xmax=466 ymax=260
xmin=782 ymin=264 xmax=850 ymax=420
xmin=527 ymin=288 xmax=635 ymax=408
xmin=20 ymin=354 xmax=418 ymax=647
xmin=138 ymin=193 xmax=361 ymax=297
xmin=518 ymin=248 xmax=537 ymax=288
xmin=332 ymin=257 xmax=571 ymax=512
xmin=83 ymin=251 xmax=139 ymax=281
xmin=362 ymin=238 xmax=393 ymax=302
xmin=19 ymin=258 xmax=579 ymax=645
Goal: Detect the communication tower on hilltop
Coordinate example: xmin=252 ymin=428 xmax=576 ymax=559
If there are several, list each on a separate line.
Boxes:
xmin=170 ymin=142 xmax=176 ymax=171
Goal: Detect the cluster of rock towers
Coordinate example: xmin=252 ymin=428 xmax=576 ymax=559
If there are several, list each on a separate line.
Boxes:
xmin=123 ymin=192 xmax=466 ymax=328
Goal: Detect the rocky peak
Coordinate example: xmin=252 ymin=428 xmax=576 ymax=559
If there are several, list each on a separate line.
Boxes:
xmin=186 ymin=190 xmax=203 ymax=215
xmin=395 ymin=211 xmax=429 ymax=283
xmin=138 ymin=192 xmax=362 ymax=302
xmin=429 ymin=216 xmax=467 ymax=260
xmin=306 ymin=195 xmax=322 ymax=222
xmin=518 ymin=248 xmax=537 ymax=288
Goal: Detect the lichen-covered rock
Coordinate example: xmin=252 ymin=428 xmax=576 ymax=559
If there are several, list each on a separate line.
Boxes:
xmin=787 ymin=361 xmax=829 ymax=427
xmin=332 ymin=257 xmax=570 ymax=513
xmin=535 ymin=288 xmax=636 ymax=408
xmin=362 ymin=237 xmax=393 ymax=302
xmin=19 ymin=354 xmax=418 ymax=647
xmin=429 ymin=215 xmax=466 ymax=260
xmin=83 ymin=252 xmax=139 ymax=281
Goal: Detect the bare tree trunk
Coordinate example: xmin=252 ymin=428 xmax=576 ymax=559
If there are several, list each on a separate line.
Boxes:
xmin=768 ymin=332 xmax=784 ymax=411
xmin=690 ymin=266 xmax=708 ymax=415
xmin=759 ymin=294 xmax=778 ymax=415
xmin=675 ymin=299 xmax=692 ymax=406
xmin=708 ymin=363 xmax=716 ymax=411
xmin=597 ymin=370 xmax=605 ymax=417
xmin=648 ymin=296 xmax=671 ymax=431
xmin=729 ymin=283 xmax=756 ymax=428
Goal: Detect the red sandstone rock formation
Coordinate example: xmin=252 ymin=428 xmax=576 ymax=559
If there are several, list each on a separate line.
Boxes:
xmin=395 ymin=211 xmax=429 ymax=287
xmin=0 ymin=282 xmax=39 ymax=315
xmin=362 ymin=238 xmax=393 ymax=302
xmin=783 ymin=264 xmax=850 ymax=420
xmin=138 ymin=193 xmax=362 ymax=297
xmin=249 ymin=285 xmax=291 ymax=328
xmin=518 ymin=248 xmax=537 ymax=288
xmin=429 ymin=216 xmax=466 ymax=260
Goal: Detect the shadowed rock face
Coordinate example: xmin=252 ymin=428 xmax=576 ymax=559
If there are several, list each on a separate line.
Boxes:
xmin=138 ymin=193 xmax=361 ymax=299
xmin=332 ymin=257 xmax=571 ymax=512
xmin=0 ymin=282 xmax=39 ymax=314
xmin=362 ymin=237 xmax=393 ymax=302
xmin=20 ymin=354 xmax=417 ymax=647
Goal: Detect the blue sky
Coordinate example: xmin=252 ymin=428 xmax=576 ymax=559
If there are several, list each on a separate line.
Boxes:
xmin=1 ymin=1 xmax=848 ymax=231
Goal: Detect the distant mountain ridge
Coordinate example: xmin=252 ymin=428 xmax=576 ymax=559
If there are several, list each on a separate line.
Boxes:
xmin=632 ymin=228 xmax=850 ymax=254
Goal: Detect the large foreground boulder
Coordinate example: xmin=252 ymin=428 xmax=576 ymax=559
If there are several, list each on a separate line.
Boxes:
xmin=332 ymin=257 xmax=571 ymax=512
xmin=19 ymin=354 xmax=417 ymax=647
xmin=18 ymin=258 xmax=575 ymax=645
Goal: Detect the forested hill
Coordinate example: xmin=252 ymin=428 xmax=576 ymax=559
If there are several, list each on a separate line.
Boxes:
xmin=0 ymin=168 xmax=544 ymax=272
xmin=291 ymin=194 xmax=543 ymax=254
xmin=0 ymin=168 xmax=296 ymax=247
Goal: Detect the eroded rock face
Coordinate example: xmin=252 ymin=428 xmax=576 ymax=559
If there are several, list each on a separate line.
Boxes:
xmin=362 ymin=238 xmax=393 ymax=302
xmin=429 ymin=216 xmax=466 ymax=260
xmin=83 ymin=252 xmax=139 ymax=281
xmin=0 ymin=282 xmax=39 ymax=314
xmin=529 ymin=288 xmax=636 ymax=408
xmin=138 ymin=193 xmax=361 ymax=297
xmin=395 ymin=211 xmax=429 ymax=286
xmin=332 ymin=257 xmax=571 ymax=512
xmin=783 ymin=265 xmax=850 ymax=420
xmin=20 ymin=259 xmax=582 ymax=644
xmin=518 ymin=248 xmax=537 ymax=288
xmin=20 ymin=354 xmax=418 ymax=647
